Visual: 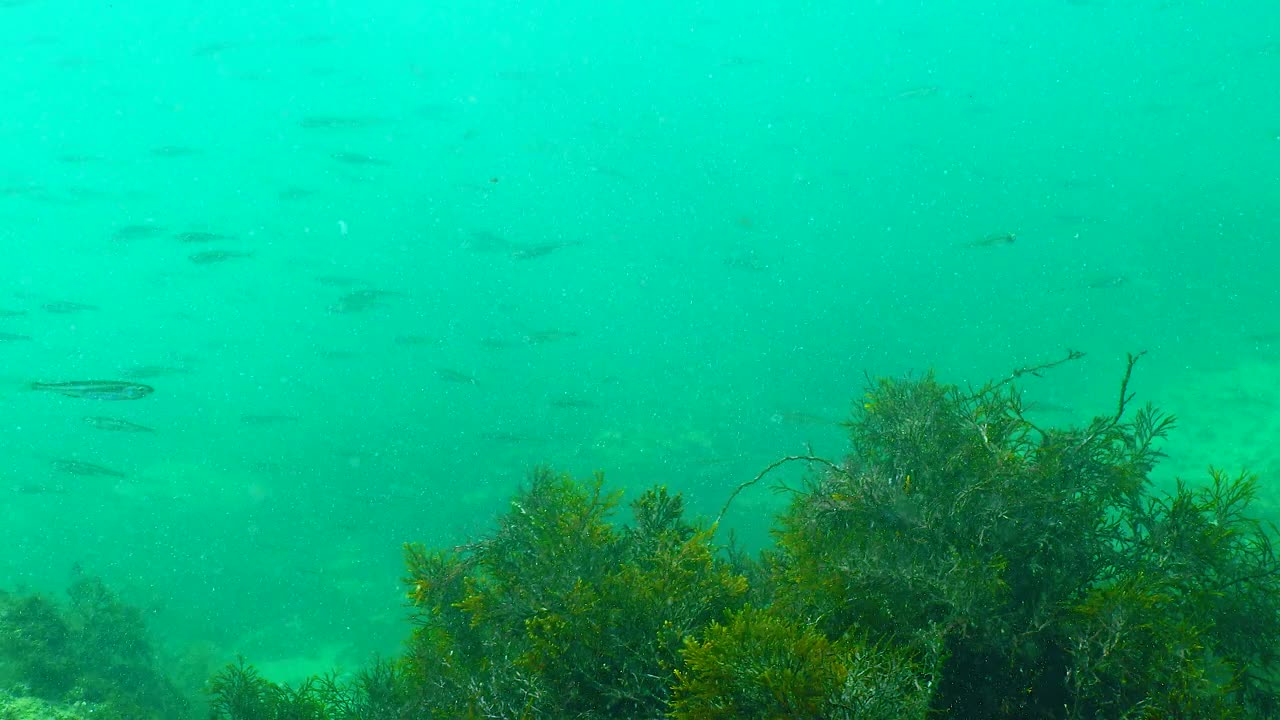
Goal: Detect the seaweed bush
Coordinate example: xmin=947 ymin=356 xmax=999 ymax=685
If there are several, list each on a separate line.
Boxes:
xmin=0 ymin=575 xmax=189 ymax=719
xmin=207 ymin=656 xmax=410 ymax=720
xmin=670 ymin=604 xmax=933 ymax=720
xmin=210 ymin=352 xmax=1280 ymax=719
xmin=400 ymin=469 xmax=748 ymax=719
xmin=754 ymin=352 xmax=1280 ymax=718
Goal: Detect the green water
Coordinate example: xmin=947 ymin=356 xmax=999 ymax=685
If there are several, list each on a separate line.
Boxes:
xmin=2 ymin=0 xmax=1278 ymax=680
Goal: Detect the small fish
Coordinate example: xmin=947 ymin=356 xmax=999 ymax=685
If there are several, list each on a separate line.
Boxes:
xmin=1049 ymin=274 xmax=1129 ymax=294
xmin=328 ymin=289 xmax=400 ymax=314
xmin=770 ymin=411 xmax=840 ymax=426
xmin=298 ymin=116 xmax=388 ymax=130
xmin=330 ymin=152 xmax=390 ymax=166
xmin=83 ymin=416 xmax=155 ymax=432
xmin=28 ymin=380 xmax=154 ymax=400
xmin=509 ymin=241 xmax=582 ymax=260
xmin=42 ymin=300 xmax=99 ymax=313
xmin=112 ymin=224 xmax=166 ymax=241
xmin=967 ymin=233 xmax=1016 ymax=248
xmin=549 ymin=396 xmax=599 ymax=410
xmin=1084 ymin=274 xmax=1128 ymax=290
xmin=57 ymin=154 xmax=101 ymax=164
xmin=436 ymin=368 xmax=479 ymax=385
xmin=192 ymin=41 xmax=246 ymax=57
xmin=150 ymin=145 xmax=200 ymax=158
xmin=523 ymin=329 xmax=579 ymax=344
xmin=51 ymin=459 xmax=127 ymax=478
xmin=314 ymin=275 xmax=365 ymax=287
xmin=478 ymin=431 xmax=542 ymax=444
xmin=393 ymin=334 xmax=443 ymax=347
xmin=240 ymin=414 xmax=301 ymax=425
xmin=463 ymin=230 xmax=513 ymax=253
xmin=14 ymin=483 xmax=69 ymax=495
xmin=0 ymin=308 xmax=28 ymax=317
xmin=892 ymin=85 xmax=942 ymax=100
xmin=174 ymin=231 xmax=234 ymax=243
xmin=189 ymin=250 xmax=253 ymax=265
xmin=279 ymin=186 xmax=315 ymax=201
xmin=0 ymin=332 xmax=32 ymax=342
xmin=723 ymin=251 xmax=770 ymax=272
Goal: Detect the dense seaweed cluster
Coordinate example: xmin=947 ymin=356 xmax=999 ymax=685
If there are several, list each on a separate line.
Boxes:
xmin=0 ymin=576 xmax=189 ymax=720
xmin=209 ymin=354 xmax=1280 ymax=719
xmin=8 ymin=357 xmax=1278 ymax=718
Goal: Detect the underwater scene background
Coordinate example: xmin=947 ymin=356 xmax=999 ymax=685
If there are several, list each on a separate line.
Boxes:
xmin=2 ymin=0 xmax=1279 ymax=711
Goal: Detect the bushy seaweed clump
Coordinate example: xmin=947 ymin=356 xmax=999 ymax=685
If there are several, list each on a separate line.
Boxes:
xmin=207 ymin=656 xmax=408 ymax=720
xmin=212 ymin=353 xmax=1280 ymax=719
xmin=399 ymin=470 xmax=749 ymax=718
xmin=208 ymin=473 xmax=746 ymax=720
xmin=0 ymin=575 xmax=190 ymax=720
xmin=736 ymin=353 xmax=1280 ymax=718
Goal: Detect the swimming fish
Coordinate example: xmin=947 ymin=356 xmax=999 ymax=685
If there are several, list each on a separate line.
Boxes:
xmin=966 ymin=232 xmax=1017 ymax=248
xmin=189 ymin=250 xmax=253 ymax=265
xmin=240 ymin=414 xmax=301 ymax=425
xmin=28 ymin=380 xmax=154 ymax=400
xmin=83 ymin=416 xmax=155 ymax=432
xmin=509 ymin=240 xmax=582 ymax=260
xmin=51 ymin=459 xmax=127 ymax=478
xmin=42 ymin=301 xmax=99 ymax=314
xmin=523 ymin=329 xmax=579 ymax=344
xmin=328 ymin=289 xmax=401 ymax=314
xmin=112 ymin=224 xmax=166 ymax=241
xmin=436 ymin=368 xmax=479 ymax=385
xmin=174 ymin=231 xmax=234 ymax=243
xmin=330 ymin=152 xmax=390 ymax=166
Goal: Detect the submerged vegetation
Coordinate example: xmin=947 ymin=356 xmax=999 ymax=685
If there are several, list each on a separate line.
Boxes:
xmin=202 ymin=352 xmax=1280 ymax=718
xmin=0 ymin=576 xmax=189 ymax=720
xmin=8 ymin=354 xmax=1278 ymax=718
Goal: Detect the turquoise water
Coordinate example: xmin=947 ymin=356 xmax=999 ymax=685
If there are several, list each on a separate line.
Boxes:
xmin=2 ymin=0 xmax=1278 ymax=679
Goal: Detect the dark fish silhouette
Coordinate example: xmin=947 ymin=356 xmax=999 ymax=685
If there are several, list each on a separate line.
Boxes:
xmin=966 ymin=232 xmax=1016 ymax=248
xmin=393 ymin=334 xmax=443 ymax=347
xmin=29 ymin=380 xmax=154 ymax=400
xmin=83 ymin=416 xmax=155 ymax=432
xmin=330 ymin=152 xmax=390 ymax=166
xmin=51 ymin=459 xmax=126 ymax=478
xmin=328 ymin=289 xmax=401 ymax=314
xmin=14 ymin=483 xmax=69 ymax=495
xmin=174 ymin=231 xmax=234 ymax=243
xmin=436 ymin=368 xmax=479 ymax=385
xmin=509 ymin=241 xmax=582 ymax=260
xmin=189 ymin=250 xmax=253 ymax=265
xmin=298 ymin=116 xmax=388 ymax=130
xmin=1085 ymin=275 xmax=1128 ymax=290
xmin=150 ymin=145 xmax=201 ymax=157
xmin=463 ymin=230 xmax=513 ymax=253
xmin=549 ymin=396 xmax=598 ymax=410
xmin=240 ymin=414 xmax=301 ymax=425
xmin=112 ymin=224 xmax=167 ymax=241
xmin=42 ymin=300 xmax=98 ymax=314
xmin=523 ymin=329 xmax=579 ymax=344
